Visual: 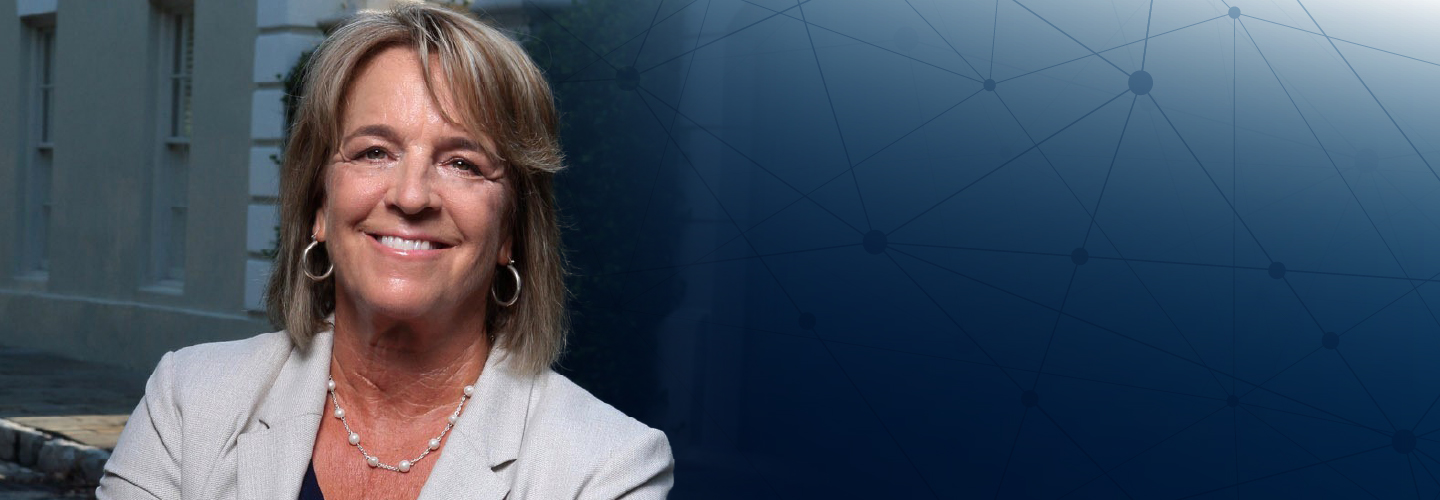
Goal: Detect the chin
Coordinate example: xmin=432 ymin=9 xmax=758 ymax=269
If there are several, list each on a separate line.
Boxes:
xmin=344 ymin=280 xmax=448 ymax=322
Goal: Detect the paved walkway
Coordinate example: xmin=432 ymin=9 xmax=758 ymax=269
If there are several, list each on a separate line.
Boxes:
xmin=0 ymin=346 xmax=147 ymax=424
xmin=0 ymin=345 xmax=148 ymax=499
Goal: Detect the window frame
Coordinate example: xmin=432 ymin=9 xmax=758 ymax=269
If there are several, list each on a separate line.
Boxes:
xmin=16 ymin=18 xmax=57 ymax=280
xmin=145 ymin=3 xmax=194 ymax=290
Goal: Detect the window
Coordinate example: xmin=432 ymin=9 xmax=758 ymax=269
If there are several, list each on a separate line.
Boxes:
xmin=17 ymin=22 xmax=55 ymax=278
xmin=166 ymin=10 xmax=193 ymax=139
xmin=149 ymin=5 xmax=193 ymax=287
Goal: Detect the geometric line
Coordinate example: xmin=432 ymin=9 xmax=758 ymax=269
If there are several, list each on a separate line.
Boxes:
xmin=1296 ymin=1 xmax=1440 ymax=185
xmin=890 ymin=89 xmax=1130 ymax=235
xmin=1000 ymin=15 xmax=1227 ymax=84
xmin=794 ymin=0 xmax=872 ymax=229
xmin=1177 ymin=443 xmax=1391 ymax=498
xmin=1012 ymin=0 xmax=1130 ymax=75
xmin=640 ymin=0 xmax=817 ymax=73
xmin=1141 ymin=0 xmax=1155 ymax=70
xmin=1036 ymin=406 xmax=1136 ymax=499
xmin=1058 ymin=403 xmax=1231 ymax=499
xmin=743 ymin=0 xmax=990 ymax=83
xmin=556 ymin=0 xmax=706 ymax=83
xmin=887 ymin=242 xmax=1440 ymax=284
xmin=1335 ymin=349 xmax=1398 ymax=432
xmin=808 ymin=329 xmax=944 ymax=500
xmin=1242 ymin=14 xmax=1440 ymax=69
xmin=902 ymin=0 xmax=986 ymax=81
xmin=882 ymin=252 xmax=1025 ymax=390
xmin=992 ymin=407 xmax=1031 ymax=500
xmin=636 ymin=86 xmax=867 ymax=235
xmin=891 ymin=246 xmax=1393 ymax=437
xmin=1241 ymin=17 xmax=1437 ymax=328
xmin=1240 ymin=405 xmax=1385 ymax=500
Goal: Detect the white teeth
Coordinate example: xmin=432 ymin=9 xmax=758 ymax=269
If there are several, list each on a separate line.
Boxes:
xmin=379 ymin=235 xmax=434 ymax=251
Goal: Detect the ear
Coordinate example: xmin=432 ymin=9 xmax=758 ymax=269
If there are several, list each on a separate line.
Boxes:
xmin=498 ymin=232 xmax=514 ymax=265
xmin=312 ymin=206 xmax=328 ymax=242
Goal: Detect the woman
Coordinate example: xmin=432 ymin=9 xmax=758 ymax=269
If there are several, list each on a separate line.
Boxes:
xmin=97 ymin=4 xmax=673 ymax=499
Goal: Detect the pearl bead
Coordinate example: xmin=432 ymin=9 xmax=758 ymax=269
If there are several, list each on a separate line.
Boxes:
xmin=333 ymin=408 xmax=344 ymax=419
xmin=428 ymin=438 xmax=441 ymax=450
xmin=327 ymin=380 xmax=336 ymax=391
xmin=463 ymin=385 xmax=474 ymax=397
xmin=366 ymin=456 xmax=379 ymax=468
xmin=447 ymin=415 xmax=458 ymax=425
xmin=398 ymin=460 xmax=412 ymax=473
xmin=348 ymin=433 xmax=360 ymax=445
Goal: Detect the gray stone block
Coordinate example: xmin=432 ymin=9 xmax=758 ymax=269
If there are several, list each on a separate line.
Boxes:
xmin=0 ymin=459 xmax=46 ymax=483
xmin=14 ymin=425 xmax=47 ymax=467
xmin=37 ymin=439 xmax=80 ymax=474
xmin=79 ymin=448 xmax=112 ymax=483
xmin=0 ymin=420 xmax=17 ymax=461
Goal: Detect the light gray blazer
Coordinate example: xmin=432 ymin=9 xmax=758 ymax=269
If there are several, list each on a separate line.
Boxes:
xmin=96 ymin=330 xmax=674 ymax=499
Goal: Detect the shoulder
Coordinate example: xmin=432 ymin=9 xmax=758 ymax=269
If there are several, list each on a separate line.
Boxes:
xmin=527 ymin=370 xmax=661 ymax=448
xmin=144 ymin=330 xmax=297 ymax=422
xmin=100 ymin=331 xmax=302 ymax=498
xmin=517 ymin=370 xmax=674 ymax=497
xmin=162 ymin=329 xmax=295 ymax=373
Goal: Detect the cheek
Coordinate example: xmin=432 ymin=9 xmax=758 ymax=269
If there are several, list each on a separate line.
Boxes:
xmin=326 ymin=171 xmax=388 ymax=223
xmin=452 ymin=186 xmax=510 ymax=244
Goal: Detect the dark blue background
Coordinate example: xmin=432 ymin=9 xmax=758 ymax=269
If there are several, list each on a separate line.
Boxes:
xmin=523 ymin=0 xmax=1440 ymax=497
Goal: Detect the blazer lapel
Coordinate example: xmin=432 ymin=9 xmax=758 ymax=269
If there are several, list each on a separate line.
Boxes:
xmin=236 ymin=414 xmax=322 ymax=498
xmin=417 ymin=346 xmax=536 ymax=500
xmin=236 ymin=331 xmax=333 ymax=499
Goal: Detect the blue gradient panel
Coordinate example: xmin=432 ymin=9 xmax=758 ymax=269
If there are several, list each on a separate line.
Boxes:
xmin=526 ymin=0 xmax=1440 ymax=497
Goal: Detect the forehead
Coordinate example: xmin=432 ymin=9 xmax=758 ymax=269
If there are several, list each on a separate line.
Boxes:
xmin=341 ymin=45 xmax=465 ymax=129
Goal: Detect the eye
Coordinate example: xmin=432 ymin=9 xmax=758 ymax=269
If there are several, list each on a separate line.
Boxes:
xmin=448 ymin=158 xmax=485 ymax=176
xmin=359 ymin=147 xmax=387 ymax=162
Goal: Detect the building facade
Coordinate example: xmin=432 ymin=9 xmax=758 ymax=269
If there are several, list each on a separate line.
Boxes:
xmin=0 ymin=0 xmax=543 ymax=371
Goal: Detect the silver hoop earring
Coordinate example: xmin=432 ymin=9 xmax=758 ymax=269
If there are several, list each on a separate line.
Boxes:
xmin=301 ymin=238 xmax=334 ymax=281
xmin=492 ymin=259 xmax=521 ymax=307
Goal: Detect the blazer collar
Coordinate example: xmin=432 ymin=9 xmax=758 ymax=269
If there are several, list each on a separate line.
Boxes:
xmin=237 ymin=329 xmax=332 ymax=499
xmin=418 ymin=344 xmax=536 ymax=499
xmin=234 ymin=330 xmax=536 ymax=500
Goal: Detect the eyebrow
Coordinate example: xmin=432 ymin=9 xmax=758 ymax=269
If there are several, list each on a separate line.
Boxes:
xmin=434 ymin=135 xmax=484 ymax=155
xmin=341 ymin=124 xmax=401 ymax=145
xmin=340 ymin=124 xmax=486 ymax=155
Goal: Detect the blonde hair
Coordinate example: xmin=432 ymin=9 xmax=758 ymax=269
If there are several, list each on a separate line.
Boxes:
xmin=265 ymin=3 xmax=567 ymax=375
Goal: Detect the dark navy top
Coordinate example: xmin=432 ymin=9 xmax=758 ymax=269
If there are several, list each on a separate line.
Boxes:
xmin=298 ymin=461 xmax=325 ymax=500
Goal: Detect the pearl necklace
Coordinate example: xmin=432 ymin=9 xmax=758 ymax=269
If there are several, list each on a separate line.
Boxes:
xmin=326 ymin=378 xmax=474 ymax=473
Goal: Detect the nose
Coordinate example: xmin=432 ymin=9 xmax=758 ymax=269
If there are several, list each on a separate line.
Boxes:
xmin=386 ymin=152 xmax=439 ymax=215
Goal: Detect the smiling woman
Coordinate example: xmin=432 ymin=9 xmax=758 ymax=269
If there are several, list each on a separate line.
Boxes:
xmin=96 ymin=4 xmax=674 ymax=499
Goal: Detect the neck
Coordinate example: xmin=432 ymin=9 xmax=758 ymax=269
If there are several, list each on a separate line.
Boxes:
xmin=328 ymin=300 xmax=491 ymax=423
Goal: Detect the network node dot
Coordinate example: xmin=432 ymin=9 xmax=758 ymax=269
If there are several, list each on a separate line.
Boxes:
xmin=1128 ymin=70 xmax=1153 ymax=95
xmin=1322 ymin=331 xmax=1339 ymax=349
xmin=1228 ymin=6 xmax=1241 ymax=19
xmin=1393 ymin=429 xmax=1416 ymax=454
xmin=863 ymin=230 xmax=888 ymax=255
xmin=1268 ymin=262 xmax=1286 ymax=279
xmin=1070 ymin=248 xmax=1089 ymax=266
xmin=983 ymin=79 xmax=996 ymax=91
xmin=799 ymin=312 xmax=816 ymax=331
xmin=1227 ymin=395 xmax=1239 ymax=407
xmin=1021 ymin=390 xmax=1038 ymax=408
xmin=615 ymin=66 xmax=640 ymax=91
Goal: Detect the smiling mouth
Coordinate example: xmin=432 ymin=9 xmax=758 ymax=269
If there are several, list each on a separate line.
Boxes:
xmin=372 ymin=234 xmax=451 ymax=251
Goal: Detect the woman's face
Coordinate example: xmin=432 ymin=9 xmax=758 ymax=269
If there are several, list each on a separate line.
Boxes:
xmin=314 ymin=46 xmax=510 ymax=324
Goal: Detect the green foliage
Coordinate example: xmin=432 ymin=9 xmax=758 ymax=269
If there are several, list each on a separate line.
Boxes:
xmin=263 ymin=49 xmax=316 ymax=261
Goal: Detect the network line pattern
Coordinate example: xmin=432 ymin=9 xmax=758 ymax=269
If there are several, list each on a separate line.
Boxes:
xmin=530 ymin=0 xmax=1440 ymax=498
